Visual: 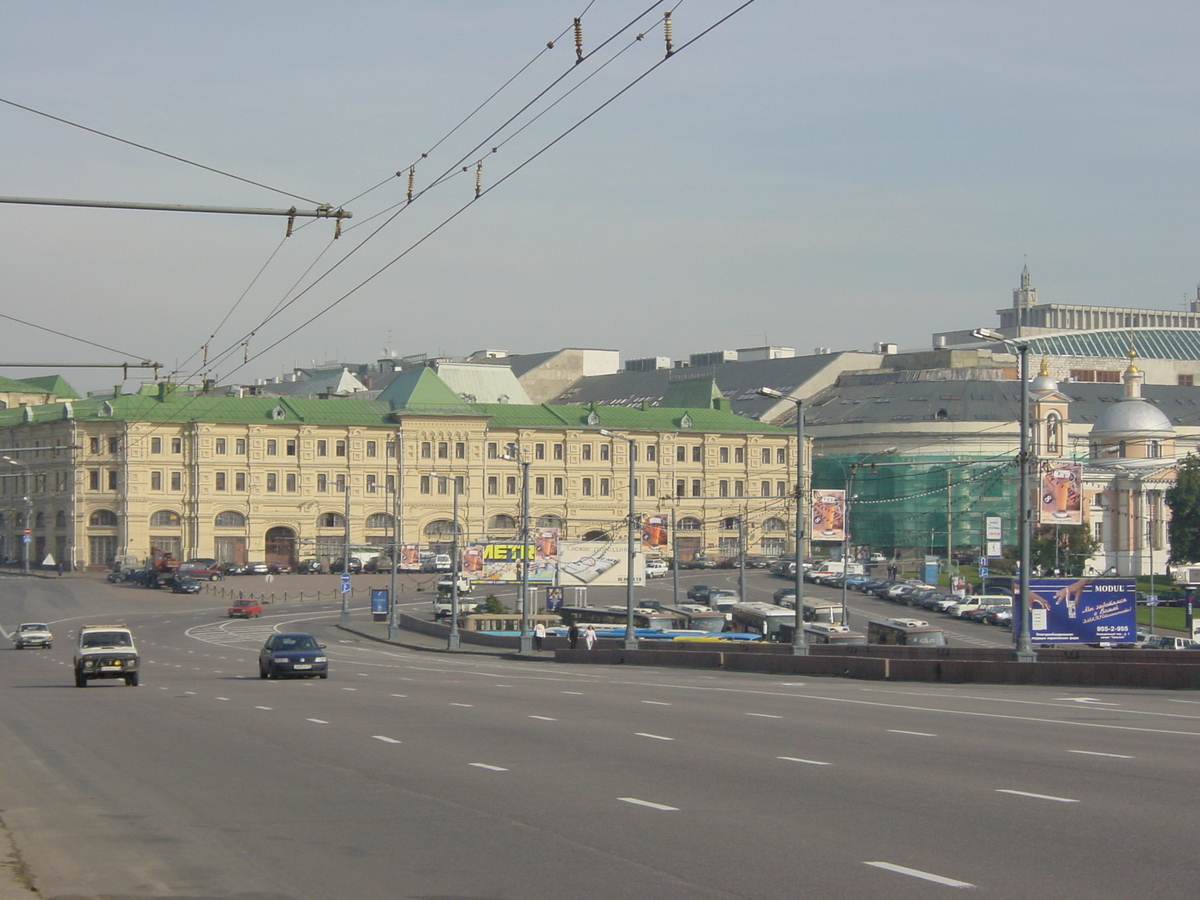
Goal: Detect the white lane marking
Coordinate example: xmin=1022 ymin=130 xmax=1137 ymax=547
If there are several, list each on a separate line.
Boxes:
xmin=216 ymin=697 xmax=230 ymax=701
xmin=1069 ymin=750 xmax=1134 ymax=759
xmin=451 ymin=703 xmax=474 ymax=708
xmin=1055 ymin=697 xmax=1120 ymax=706
xmin=562 ymin=691 xmax=583 ymax=695
xmin=618 ymin=797 xmax=678 ymax=811
xmin=635 ymin=733 xmax=674 ymax=741
xmin=747 ymin=713 xmax=782 ymax=719
xmin=357 ymin=673 xmax=370 ymax=677
xmin=778 ymin=756 xmax=831 ymax=766
xmin=864 ymin=861 xmax=974 ymax=889
xmin=306 ymin=718 xmax=329 ymax=725
xmin=528 ymin=715 xmax=557 ymax=721
xmin=341 ymin=687 xmax=357 ymax=692
xmin=996 ymin=789 xmax=1079 ymax=803
xmin=390 ymin=694 xmax=408 ymax=698
xmin=642 ymin=700 xmax=671 ymax=706
xmin=889 ymin=729 xmax=936 ymax=737
xmin=373 ymin=735 xmax=402 ymax=744
xmin=470 ymin=763 xmax=508 ymax=772
xmin=255 ymin=706 xmax=272 ymax=710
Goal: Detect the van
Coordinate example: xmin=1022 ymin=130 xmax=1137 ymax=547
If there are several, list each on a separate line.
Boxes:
xmin=947 ymin=594 xmax=1012 ymax=618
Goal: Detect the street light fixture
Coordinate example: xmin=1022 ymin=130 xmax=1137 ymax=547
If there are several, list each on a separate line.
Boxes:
xmin=499 ymin=445 xmax=534 ymax=654
xmin=430 ymin=472 xmax=463 ymax=651
xmin=971 ymin=327 xmax=1036 ymax=662
xmin=757 ymin=388 xmax=808 ymax=655
xmin=599 ymin=429 xmax=638 ymax=651
xmin=2 ymin=456 xmax=32 ymax=576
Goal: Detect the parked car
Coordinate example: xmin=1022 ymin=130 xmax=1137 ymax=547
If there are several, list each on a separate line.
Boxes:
xmin=245 ymin=562 xmax=270 ymax=575
xmin=227 ymin=599 xmax=263 ymax=618
xmin=687 ymin=584 xmax=712 ymax=602
xmin=267 ymin=562 xmax=291 ymax=575
xmin=258 ymin=633 xmax=328 ymax=679
xmin=219 ymin=561 xmax=249 ymax=576
xmin=682 ymin=556 xmax=717 ymax=569
xmin=167 ymin=575 xmax=201 ymax=594
xmin=329 ymin=558 xmax=363 ymax=574
xmin=177 ymin=562 xmax=223 ymax=581
xmin=645 ymin=559 xmax=669 ymax=578
xmin=13 ymin=623 xmax=52 ymax=649
xmin=296 ymin=558 xmax=324 ymax=575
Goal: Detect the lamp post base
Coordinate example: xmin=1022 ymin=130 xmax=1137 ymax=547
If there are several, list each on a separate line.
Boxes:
xmin=1013 ymin=649 xmax=1037 ymax=663
xmin=447 ymin=632 xmax=461 ymax=651
xmin=387 ymin=622 xmax=398 ymax=641
xmin=790 ymin=643 xmax=810 ymax=657
xmin=623 ymin=638 xmax=639 ymax=651
xmin=518 ymin=635 xmax=534 ymax=655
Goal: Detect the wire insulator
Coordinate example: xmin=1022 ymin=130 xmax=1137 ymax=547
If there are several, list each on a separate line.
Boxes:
xmin=334 ymin=210 xmax=344 ymax=239
xmin=285 ymin=207 xmax=296 ymax=237
xmin=664 ymin=11 xmax=674 ymax=57
xmin=475 ymin=162 xmax=483 ymax=198
xmin=574 ymin=17 xmax=583 ymax=63
xmin=407 ymin=167 xmax=415 ymax=204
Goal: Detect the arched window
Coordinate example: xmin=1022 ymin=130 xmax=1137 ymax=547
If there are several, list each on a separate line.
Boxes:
xmin=720 ymin=517 xmax=739 ymax=530
xmin=425 ymin=519 xmax=458 ymax=537
xmin=677 ymin=517 xmax=702 ymax=531
xmin=366 ymin=513 xmax=393 ymax=530
xmin=34 ymin=512 xmax=45 ymax=528
xmin=581 ymin=529 xmax=612 ymax=542
xmin=55 ymin=510 xmax=67 ymax=528
xmin=150 ymin=510 xmax=181 ymax=527
xmin=215 ymin=510 xmax=246 ymax=528
xmin=762 ymin=517 xmax=786 ymax=532
xmin=90 ymin=509 xmax=118 ymax=527
xmin=318 ymin=512 xmax=345 ymax=528
xmin=1046 ymin=413 xmax=1061 ymax=455
xmin=488 ymin=514 xmax=517 ymax=531
xmin=536 ymin=515 xmax=565 ymax=529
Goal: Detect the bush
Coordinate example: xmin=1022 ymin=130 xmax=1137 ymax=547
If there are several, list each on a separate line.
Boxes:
xmin=480 ymin=595 xmax=509 ymax=614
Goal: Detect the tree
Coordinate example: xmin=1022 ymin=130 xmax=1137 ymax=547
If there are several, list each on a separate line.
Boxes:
xmin=1166 ymin=455 xmax=1200 ymax=564
xmin=1030 ymin=524 xmax=1099 ymax=576
xmin=480 ymin=594 xmax=509 ymax=615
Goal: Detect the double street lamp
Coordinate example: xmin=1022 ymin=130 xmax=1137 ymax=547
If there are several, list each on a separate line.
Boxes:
xmin=2 ymin=456 xmax=32 ymax=576
xmin=429 ymin=472 xmax=463 ymax=651
xmin=972 ymin=327 xmax=1036 ymax=662
xmin=599 ymin=429 xmax=638 ymax=651
xmin=757 ymin=388 xmax=807 ymax=655
xmin=499 ymin=444 xmax=534 ymax=655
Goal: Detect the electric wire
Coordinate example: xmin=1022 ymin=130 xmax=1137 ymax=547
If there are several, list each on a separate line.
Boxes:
xmin=0 ymin=310 xmax=147 ymax=361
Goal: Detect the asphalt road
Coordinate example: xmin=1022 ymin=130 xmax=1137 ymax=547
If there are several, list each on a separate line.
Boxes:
xmin=1 ymin=571 xmax=1198 ymax=899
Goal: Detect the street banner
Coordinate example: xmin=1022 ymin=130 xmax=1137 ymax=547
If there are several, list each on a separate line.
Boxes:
xmin=1038 ymin=461 xmax=1083 ymax=525
xmin=811 ymin=489 xmax=845 ymax=542
xmin=474 ymin=541 xmax=552 ymax=583
xmin=1022 ymin=577 xmax=1135 ymax=644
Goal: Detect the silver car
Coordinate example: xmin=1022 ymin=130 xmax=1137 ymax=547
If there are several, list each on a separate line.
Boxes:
xmin=14 ymin=623 xmax=52 ymax=649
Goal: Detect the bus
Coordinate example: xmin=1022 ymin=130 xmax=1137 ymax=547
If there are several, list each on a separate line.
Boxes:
xmin=867 ymin=618 xmax=946 ymax=647
xmin=803 ymin=600 xmax=844 ymax=624
xmin=778 ymin=621 xmax=868 ymax=646
xmin=729 ymin=602 xmax=795 ymax=640
xmin=556 ymin=605 xmax=678 ymax=632
xmin=659 ymin=605 xmax=728 ymax=634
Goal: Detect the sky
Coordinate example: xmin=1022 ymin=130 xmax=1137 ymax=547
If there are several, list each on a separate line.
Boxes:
xmin=2 ymin=1 xmax=1199 ymax=396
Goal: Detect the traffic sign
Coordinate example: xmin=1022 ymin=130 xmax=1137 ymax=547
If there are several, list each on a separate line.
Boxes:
xmin=340 ymin=572 xmax=351 ymax=584
xmin=978 ymin=566 xmax=989 ymax=577
xmin=978 ymin=556 xmax=988 ymax=569
xmin=339 ymin=582 xmax=351 ymax=594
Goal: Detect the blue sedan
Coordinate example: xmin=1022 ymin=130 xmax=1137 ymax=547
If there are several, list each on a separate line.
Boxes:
xmin=259 ymin=633 xmax=328 ymax=680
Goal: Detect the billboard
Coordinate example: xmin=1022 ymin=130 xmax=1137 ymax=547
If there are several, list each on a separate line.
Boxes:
xmin=1038 ymin=461 xmax=1083 ymax=525
xmin=558 ymin=541 xmax=645 ymax=587
xmin=1024 ymin=577 xmax=1135 ymax=644
xmin=641 ymin=514 xmax=669 ymax=552
xmin=473 ymin=542 xmax=555 ymax=583
xmin=811 ymin=489 xmax=846 ymax=542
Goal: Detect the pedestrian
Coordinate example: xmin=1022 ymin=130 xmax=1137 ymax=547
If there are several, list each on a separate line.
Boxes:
xmin=56 ymin=561 xmax=63 ymax=578
xmin=567 ymin=621 xmax=580 ymax=649
xmin=584 ymin=624 xmax=597 ymax=650
xmin=533 ymin=621 xmax=546 ymax=651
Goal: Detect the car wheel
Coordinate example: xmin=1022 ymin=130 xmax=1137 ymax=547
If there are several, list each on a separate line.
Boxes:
xmin=125 ymin=672 xmax=139 ymax=687
xmin=258 ymin=664 xmax=268 ymax=680
xmin=319 ymin=672 xmax=328 ymax=679
xmin=45 ymin=644 xmax=51 ymax=649
xmin=74 ymin=671 xmax=87 ymax=688
xmin=211 ymin=574 xmax=220 ymax=581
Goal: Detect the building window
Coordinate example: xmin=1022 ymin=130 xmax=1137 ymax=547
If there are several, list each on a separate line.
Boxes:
xmin=151 ymin=437 xmax=162 ymax=454
xmin=90 ymin=437 xmax=101 ymax=454
xmin=366 ymin=474 xmax=377 ymax=491
xmin=170 ymin=471 xmax=181 ymax=491
xmin=777 ymin=481 xmax=787 ymax=497
xmin=719 ymin=480 xmax=729 ymax=498
xmin=150 ymin=510 xmax=181 ymax=527
xmin=719 ymin=447 xmax=729 ymax=464
xmin=367 ymin=513 xmax=392 ymax=530
xmin=763 ymin=517 xmax=786 ymax=532
xmin=215 ymin=471 xmax=227 ymax=491
xmin=335 ymin=474 xmax=345 ymax=492
xmin=387 ymin=441 xmax=396 ymax=458
xmin=151 ymin=471 xmax=162 ymax=491
xmin=366 ymin=440 xmax=377 ymax=458
xmin=600 ymin=478 xmax=610 ymax=496
xmin=235 ymin=472 xmax=246 ymax=491
xmin=317 ymin=440 xmax=328 ymax=457
xmin=676 ymin=479 xmax=685 ymax=497
xmin=287 ymin=439 xmax=297 ymax=456
xmin=582 ymin=444 xmax=592 ymax=461
xmin=266 ymin=439 xmax=277 ymax=456
xmin=385 ymin=474 xmax=395 ymax=491
xmin=437 ymin=441 xmax=448 ymax=459
xmin=420 ymin=475 xmax=431 ymax=494
xmin=776 ymin=448 xmax=787 ymax=465
xmin=421 ymin=441 xmax=432 ymax=459
xmin=645 ymin=445 xmax=655 ymax=462
xmin=216 ymin=438 xmax=227 ymax=455
xmin=1180 ymin=375 xmax=1195 ymax=386
xmin=506 ymin=476 xmax=517 ymax=495
xmin=692 ymin=479 xmax=701 ymax=498
xmin=488 ymin=476 xmax=498 ymax=495
xmin=582 ymin=477 xmax=592 ymax=496
xmin=761 ymin=448 xmax=771 ymax=464
xmin=553 ymin=443 xmax=564 ymax=460
xmin=487 ymin=442 xmax=498 ymax=459
xmin=553 ymin=477 xmax=564 ymax=496
xmin=678 ymin=517 xmax=701 ymax=531
xmin=735 ymin=447 xmax=744 ymax=464
xmin=734 ymin=481 xmax=744 ymax=497
xmin=600 ymin=444 xmax=610 ymax=461
xmin=319 ymin=512 xmax=344 ymax=528
xmin=692 ymin=446 xmax=702 ymax=462
xmin=236 ymin=438 xmax=247 ymax=455
xmin=215 ymin=510 xmax=245 ymax=528
xmin=317 ymin=474 xmax=327 ymax=492
xmin=535 ymin=443 xmax=545 ymax=460
xmin=286 ymin=473 xmax=297 ymax=492
xmin=90 ymin=509 xmax=118 ymax=526
xmin=489 ymin=514 xmax=516 ymax=531
xmin=455 ymin=441 xmax=466 ymax=459
xmin=535 ymin=476 xmax=546 ymax=495
xmin=646 ymin=478 xmax=656 ymax=496
xmin=436 ymin=477 xmax=448 ymax=495
xmin=336 ymin=440 xmax=347 ymax=457
xmin=171 ymin=438 xmax=182 ymax=454
xmin=676 ymin=445 xmax=686 ymax=462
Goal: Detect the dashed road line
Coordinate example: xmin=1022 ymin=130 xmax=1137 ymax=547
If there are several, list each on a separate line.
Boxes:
xmin=1069 ymin=750 xmax=1133 ymax=759
xmin=373 ymin=735 xmax=402 ymax=744
xmin=470 ymin=763 xmax=508 ymax=772
xmin=996 ymin=789 xmax=1078 ymax=803
xmin=528 ymin=715 xmax=557 ymax=721
xmin=864 ymin=861 xmax=974 ymax=889
xmin=451 ymin=702 xmax=474 ymax=708
xmin=642 ymin=700 xmax=671 ymax=706
xmin=778 ymin=756 xmax=831 ymax=766
xmin=635 ymin=732 xmax=674 ymax=741
xmin=306 ymin=718 xmax=329 ymax=724
xmin=618 ymin=797 xmax=678 ymax=811
xmin=254 ymin=706 xmax=272 ymax=710
xmin=746 ymin=713 xmax=782 ymax=719
xmin=889 ymin=729 xmax=936 ymax=737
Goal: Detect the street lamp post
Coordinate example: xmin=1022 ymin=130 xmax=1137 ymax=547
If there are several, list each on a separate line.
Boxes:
xmin=841 ymin=448 xmax=898 ymax=627
xmin=431 ymin=472 xmax=462 ymax=651
xmin=757 ymin=389 xmax=807 ymax=655
xmin=600 ymin=429 xmax=638 ymax=651
xmin=972 ymin=328 xmax=1036 ymax=662
xmin=500 ymin=445 xmax=534 ymax=654
xmin=2 ymin=456 xmax=32 ymax=576
xmin=340 ymin=479 xmax=351 ymax=625
xmin=369 ymin=481 xmax=401 ymax=640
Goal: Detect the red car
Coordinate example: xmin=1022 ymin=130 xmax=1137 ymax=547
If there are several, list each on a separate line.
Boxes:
xmin=227 ymin=599 xmax=263 ymax=619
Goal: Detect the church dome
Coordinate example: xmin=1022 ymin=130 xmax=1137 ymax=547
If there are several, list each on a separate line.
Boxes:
xmin=1089 ymin=349 xmax=1175 ymax=439
xmin=1029 ymin=358 xmax=1058 ymax=393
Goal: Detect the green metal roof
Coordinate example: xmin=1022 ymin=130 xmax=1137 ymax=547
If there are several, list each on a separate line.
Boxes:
xmin=15 ymin=374 xmax=79 ymax=398
xmin=471 ymin=402 xmax=787 ymax=434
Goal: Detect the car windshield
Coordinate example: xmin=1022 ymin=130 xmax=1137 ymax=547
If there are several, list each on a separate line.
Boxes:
xmin=82 ymin=632 xmax=131 ymax=648
xmin=276 ymin=635 xmax=319 ymax=651
xmin=20 ymin=624 xmax=47 ymax=632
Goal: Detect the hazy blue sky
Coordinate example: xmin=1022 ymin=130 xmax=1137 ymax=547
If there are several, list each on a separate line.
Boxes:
xmin=3 ymin=1 xmax=1199 ymax=393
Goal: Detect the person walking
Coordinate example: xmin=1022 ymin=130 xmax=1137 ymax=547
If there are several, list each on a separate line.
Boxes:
xmin=584 ymin=624 xmax=597 ymax=650
xmin=567 ymin=621 xmax=580 ymax=649
xmin=533 ymin=621 xmax=546 ymax=651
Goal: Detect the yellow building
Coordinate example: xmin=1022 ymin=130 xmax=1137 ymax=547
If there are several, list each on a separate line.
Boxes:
xmin=0 ymin=374 xmax=798 ymax=571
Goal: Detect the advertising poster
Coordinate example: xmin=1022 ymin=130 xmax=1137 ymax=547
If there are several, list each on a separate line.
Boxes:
xmin=811 ymin=489 xmax=846 ymax=542
xmin=1023 ymin=577 xmax=1135 ymax=644
xmin=535 ymin=527 xmax=560 ymax=568
xmin=476 ymin=541 xmax=555 ymax=583
xmin=641 ymin=514 xmax=669 ymax=552
xmin=1038 ymin=461 xmax=1083 ymax=525
xmin=398 ymin=542 xmax=422 ymax=572
xmin=558 ymin=540 xmax=645 ymax=587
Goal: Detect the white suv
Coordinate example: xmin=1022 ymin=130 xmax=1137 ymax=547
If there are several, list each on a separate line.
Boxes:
xmin=74 ymin=624 xmax=140 ymax=687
